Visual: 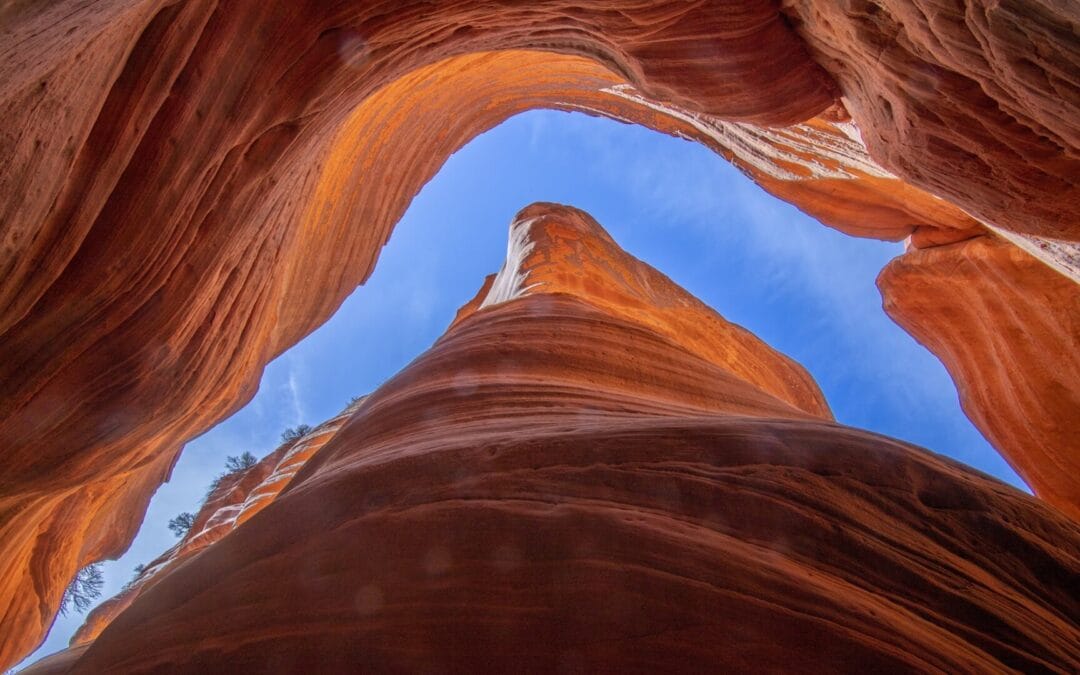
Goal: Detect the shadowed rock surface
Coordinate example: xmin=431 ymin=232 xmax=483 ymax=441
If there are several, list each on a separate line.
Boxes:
xmin=26 ymin=205 xmax=1080 ymax=673
xmin=1 ymin=1 xmax=1078 ymax=667
xmin=65 ymin=402 xmax=361 ymax=647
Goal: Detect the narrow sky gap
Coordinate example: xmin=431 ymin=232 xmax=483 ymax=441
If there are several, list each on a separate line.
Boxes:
xmin=16 ymin=110 xmax=1027 ymax=670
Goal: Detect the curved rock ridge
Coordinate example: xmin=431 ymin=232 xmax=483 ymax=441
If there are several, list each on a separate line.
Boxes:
xmin=548 ymin=90 xmax=982 ymax=249
xmin=465 ymin=203 xmax=832 ymax=420
xmin=66 ymin=399 xmax=366 ymax=648
xmin=783 ymin=0 xmax=1080 ymax=240
xmin=590 ymin=83 xmax=987 ymax=246
xmin=880 ymin=236 xmax=1080 ymax=521
xmin=29 ymin=205 xmax=1080 ymax=674
xmin=1 ymin=1 xmax=1078 ymax=668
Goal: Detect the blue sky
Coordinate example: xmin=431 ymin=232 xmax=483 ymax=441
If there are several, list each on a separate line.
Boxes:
xmin=18 ymin=110 xmax=1026 ymax=669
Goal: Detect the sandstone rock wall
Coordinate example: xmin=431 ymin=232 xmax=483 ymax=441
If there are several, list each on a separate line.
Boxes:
xmin=66 ymin=401 xmax=361 ymax=647
xmin=880 ymin=236 xmax=1080 ymax=520
xmin=1 ymin=1 xmax=1077 ymax=668
xmin=31 ymin=206 xmax=1080 ymax=673
xmin=785 ymin=0 xmax=1080 ymax=240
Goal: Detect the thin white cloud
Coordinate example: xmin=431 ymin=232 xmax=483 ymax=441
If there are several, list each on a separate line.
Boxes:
xmin=285 ymin=357 xmax=305 ymax=426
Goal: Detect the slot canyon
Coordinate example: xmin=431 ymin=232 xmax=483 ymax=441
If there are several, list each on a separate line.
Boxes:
xmin=1 ymin=1 xmax=1078 ymax=672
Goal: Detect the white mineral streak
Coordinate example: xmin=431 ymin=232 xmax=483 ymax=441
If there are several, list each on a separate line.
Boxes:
xmin=195 ymin=504 xmax=243 ymax=535
xmin=598 ymin=84 xmax=895 ymax=181
xmin=834 ymin=121 xmax=865 ymax=145
xmin=588 ymin=86 xmax=1078 ymax=283
xmin=132 ymin=556 xmax=174 ymax=586
xmin=982 ymin=223 xmax=1080 ymax=284
xmin=480 ymin=216 xmax=542 ymax=308
xmin=897 ymin=190 xmax=1080 ymax=283
xmin=120 ymin=398 xmax=368 ymax=600
xmin=236 ymin=398 xmax=366 ymax=522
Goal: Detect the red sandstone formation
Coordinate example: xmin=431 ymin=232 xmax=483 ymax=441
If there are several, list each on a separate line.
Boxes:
xmin=69 ymin=411 xmax=351 ymax=644
xmin=26 ymin=205 xmax=1080 ymax=673
xmin=880 ymin=237 xmax=1080 ymax=521
xmin=783 ymin=0 xmax=1080 ymax=240
xmin=66 ymin=404 xmax=357 ymax=647
xmin=1 ymin=1 xmax=1078 ymax=668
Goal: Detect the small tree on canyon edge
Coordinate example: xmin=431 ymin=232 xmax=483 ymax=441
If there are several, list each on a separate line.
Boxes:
xmin=59 ymin=563 xmax=104 ymax=616
xmin=204 ymin=452 xmax=260 ymax=498
xmin=224 ymin=451 xmax=258 ymax=473
xmin=168 ymin=511 xmax=196 ymax=538
xmin=281 ymin=424 xmax=312 ymax=443
xmin=167 ymin=452 xmax=260 ymax=540
xmin=123 ymin=563 xmax=147 ymax=590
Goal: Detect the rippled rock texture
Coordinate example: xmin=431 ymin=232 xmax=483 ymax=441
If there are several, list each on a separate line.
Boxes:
xmin=784 ymin=0 xmax=1080 ymax=240
xmin=28 ymin=205 xmax=1080 ymax=673
xmin=880 ymin=237 xmax=1080 ymax=520
xmin=66 ymin=402 xmax=359 ymax=647
xmin=1 ymin=0 xmax=1078 ymax=668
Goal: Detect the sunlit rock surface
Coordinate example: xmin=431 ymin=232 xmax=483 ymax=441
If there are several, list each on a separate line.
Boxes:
xmin=880 ymin=236 xmax=1080 ymax=521
xmin=25 ymin=205 xmax=1080 ymax=673
xmin=1 ymin=1 xmax=1078 ymax=667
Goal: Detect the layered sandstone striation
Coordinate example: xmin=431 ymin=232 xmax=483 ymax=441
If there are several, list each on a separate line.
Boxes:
xmin=783 ymin=0 xmax=1080 ymax=240
xmin=1 ymin=1 xmax=1078 ymax=668
xmin=30 ymin=206 xmax=1080 ymax=673
xmin=458 ymin=203 xmax=832 ymax=419
xmin=68 ymin=401 xmax=362 ymax=647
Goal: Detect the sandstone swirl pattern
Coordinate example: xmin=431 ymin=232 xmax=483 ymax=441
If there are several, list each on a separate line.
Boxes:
xmin=26 ymin=205 xmax=1080 ymax=673
xmin=1 ymin=1 xmax=1078 ymax=668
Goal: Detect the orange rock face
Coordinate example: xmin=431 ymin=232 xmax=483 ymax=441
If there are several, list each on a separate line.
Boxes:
xmin=1 ymin=1 xmax=1077 ymax=668
xmin=785 ymin=0 xmax=1080 ymax=240
xmin=30 ymin=206 xmax=1080 ymax=673
xmin=66 ymin=402 xmax=359 ymax=647
xmin=880 ymin=236 xmax=1080 ymax=521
